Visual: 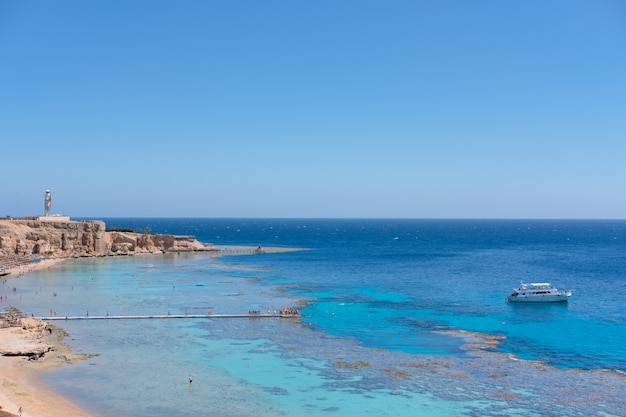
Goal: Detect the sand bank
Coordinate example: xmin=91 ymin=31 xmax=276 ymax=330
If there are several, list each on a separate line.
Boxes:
xmin=1 ymin=259 xmax=63 ymax=278
xmin=0 ymin=317 xmax=94 ymax=417
xmin=217 ymin=245 xmax=308 ymax=254
xmin=0 ymin=356 xmax=93 ymax=417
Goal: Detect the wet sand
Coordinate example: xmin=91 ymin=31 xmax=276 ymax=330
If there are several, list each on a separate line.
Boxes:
xmin=0 ymin=319 xmax=94 ymax=417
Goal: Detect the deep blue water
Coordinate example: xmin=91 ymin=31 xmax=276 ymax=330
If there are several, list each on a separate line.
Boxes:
xmin=98 ymin=218 xmax=626 ymax=370
xmin=5 ymin=218 xmax=626 ymax=417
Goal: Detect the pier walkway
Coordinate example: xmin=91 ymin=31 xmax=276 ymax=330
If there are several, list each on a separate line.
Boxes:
xmin=35 ymin=313 xmax=299 ymax=321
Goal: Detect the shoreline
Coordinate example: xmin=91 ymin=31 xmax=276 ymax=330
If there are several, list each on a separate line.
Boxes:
xmin=1 ymin=257 xmax=91 ymax=417
xmin=0 ymin=246 xmax=305 ymax=417
xmin=0 ymin=355 xmax=95 ymax=417
xmin=0 ymin=319 xmax=95 ymax=417
xmin=1 ymin=258 xmax=64 ymax=278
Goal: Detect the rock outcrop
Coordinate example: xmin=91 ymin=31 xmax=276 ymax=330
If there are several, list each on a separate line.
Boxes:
xmin=0 ymin=219 xmax=215 ymax=262
xmin=106 ymin=231 xmax=211 ymax=255
xmin=0 ymin=316 xmax=53 ymax=358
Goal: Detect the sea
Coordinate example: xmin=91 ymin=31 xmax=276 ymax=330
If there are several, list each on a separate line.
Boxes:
xmin=3 ymin=218 xmax=625 ymax=417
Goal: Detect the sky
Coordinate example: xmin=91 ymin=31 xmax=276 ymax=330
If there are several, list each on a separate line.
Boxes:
xmin=1 ymin=0 xmax=625 ymax=219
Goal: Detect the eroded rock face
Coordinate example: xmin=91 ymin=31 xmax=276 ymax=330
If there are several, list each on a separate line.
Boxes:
xmin=0 ymin=220 xmax=106 ymax=258
xmin=107 ymin=231 xmax=209 ymax=254
xmin=0 ymin=219 xmax=213 ymax=259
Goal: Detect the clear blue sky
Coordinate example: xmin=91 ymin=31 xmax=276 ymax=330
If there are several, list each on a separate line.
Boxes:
xmin=1 ymin=0 xmax=625 ymax=218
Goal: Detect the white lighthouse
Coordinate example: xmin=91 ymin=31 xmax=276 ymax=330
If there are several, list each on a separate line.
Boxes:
xmin=44 ymin=190 xmax=52 ymax=216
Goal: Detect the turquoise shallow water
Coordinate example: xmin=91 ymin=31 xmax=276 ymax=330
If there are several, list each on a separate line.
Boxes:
xmin=3 ymin=219 xmax=626 ymax=416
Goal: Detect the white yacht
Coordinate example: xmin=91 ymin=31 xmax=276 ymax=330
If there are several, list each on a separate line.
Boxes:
xmin=507 ymin=282 xmax=572 ymax=303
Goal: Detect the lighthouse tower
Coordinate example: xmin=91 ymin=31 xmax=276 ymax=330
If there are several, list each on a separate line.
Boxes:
xmin=44 ymin=190 xmax=52 ymax=216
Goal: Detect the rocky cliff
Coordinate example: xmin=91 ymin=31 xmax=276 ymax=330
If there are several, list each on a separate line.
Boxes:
xmin=0 ymin=219 xmax=214 ymax=260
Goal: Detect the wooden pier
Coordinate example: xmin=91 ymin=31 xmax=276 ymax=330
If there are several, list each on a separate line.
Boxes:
xmin=34 ymin=313 xmax=298 ymax=321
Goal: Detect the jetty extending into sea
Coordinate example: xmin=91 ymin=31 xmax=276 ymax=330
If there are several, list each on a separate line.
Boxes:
xmin=35 ymin=313 xmax=300 ymax=321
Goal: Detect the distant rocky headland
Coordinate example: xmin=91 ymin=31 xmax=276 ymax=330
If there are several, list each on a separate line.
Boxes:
xmin=0 ymin=218 xmax=216 ymax=271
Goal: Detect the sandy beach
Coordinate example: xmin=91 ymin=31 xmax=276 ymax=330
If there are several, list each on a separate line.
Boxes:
xmin=0 ymin=318 xmax=95 ymax=417
xmin=1 ymin=259 xmax=63 ymax=279
xmin=0 ymin=355 xmax=94 ymax=417
xmin=0 ymin=259 xmax=96 ymax=417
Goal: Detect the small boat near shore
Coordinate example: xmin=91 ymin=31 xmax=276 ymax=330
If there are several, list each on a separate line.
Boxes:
xmin=507 ymin=282 xmax=572 ymax=303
